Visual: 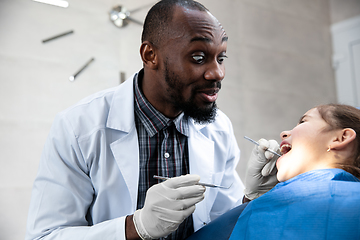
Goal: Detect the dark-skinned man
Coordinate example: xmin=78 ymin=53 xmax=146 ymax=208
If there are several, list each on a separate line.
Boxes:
xmin=26 ymin=1 xmax=279 ymax=239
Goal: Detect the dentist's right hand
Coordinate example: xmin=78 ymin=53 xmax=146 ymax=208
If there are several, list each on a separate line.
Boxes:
xmin=133 ymin=174 xmax=206 ymax=240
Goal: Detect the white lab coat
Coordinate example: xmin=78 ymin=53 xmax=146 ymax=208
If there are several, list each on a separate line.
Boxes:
xmin=25 ymin=72 xmax=244 ymax=240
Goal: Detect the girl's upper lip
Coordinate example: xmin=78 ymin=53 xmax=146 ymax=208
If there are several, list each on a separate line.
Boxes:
xmin=280 ymin=140 xmax=290 ymax=148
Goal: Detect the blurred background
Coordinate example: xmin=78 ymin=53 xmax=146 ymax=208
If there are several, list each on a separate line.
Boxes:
xmin=0 ymin=0 xmax=359 ymax=239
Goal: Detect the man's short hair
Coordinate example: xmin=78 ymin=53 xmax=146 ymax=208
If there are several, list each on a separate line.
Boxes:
xmin=141 ymin=0 xmax=208 ymax=46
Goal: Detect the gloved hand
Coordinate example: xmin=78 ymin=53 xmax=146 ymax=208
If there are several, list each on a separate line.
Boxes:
xmin=244 ymin=138 xmax=280 ymax=200
xmin=133 ymin=174 xmax=206 ymax=239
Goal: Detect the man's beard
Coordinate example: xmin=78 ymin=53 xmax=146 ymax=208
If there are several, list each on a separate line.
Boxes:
xmin=164 ymin=63 xmax=219 ymax=124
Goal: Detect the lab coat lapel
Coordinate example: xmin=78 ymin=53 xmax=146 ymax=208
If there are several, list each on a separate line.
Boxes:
xmin=188 ymin=121 xmax=215 ymax=228
xmin=107 ymin=74 xmax=139 ymax=211
xmin=110 ymin=128 xmax=139 ymax=211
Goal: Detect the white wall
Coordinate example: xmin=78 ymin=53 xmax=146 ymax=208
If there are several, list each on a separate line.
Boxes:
xmin=0 ymin=0 xmax=338 ymax=239
xmin=331 ymin=15 xmax=360 ymax=106
xmin=329 ymin=0 xmax=360 ymax=107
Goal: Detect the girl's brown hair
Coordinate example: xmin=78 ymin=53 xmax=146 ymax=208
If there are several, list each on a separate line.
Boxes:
xmin=317 ymin=104 xmax=360 ymax=178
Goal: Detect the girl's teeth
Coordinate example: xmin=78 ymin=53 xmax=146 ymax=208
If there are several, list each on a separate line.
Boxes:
xmin=280 ymin=144 xmax=292 ymax=154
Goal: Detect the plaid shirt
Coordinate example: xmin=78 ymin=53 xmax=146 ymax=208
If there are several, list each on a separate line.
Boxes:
xmin=134 ymin=72 xmax=194 ymax=240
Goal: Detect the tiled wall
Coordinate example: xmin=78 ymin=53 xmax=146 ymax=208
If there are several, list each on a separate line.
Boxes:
xmin=1 ymin=0 xmax=358 ymax=239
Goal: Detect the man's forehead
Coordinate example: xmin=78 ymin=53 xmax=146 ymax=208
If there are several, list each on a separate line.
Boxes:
xmin=173 ymin=6 xmax=227 ymax=42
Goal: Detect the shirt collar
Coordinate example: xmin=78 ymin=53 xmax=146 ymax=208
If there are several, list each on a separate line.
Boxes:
xmin=134 ymin=70 xmax=189 ymax=137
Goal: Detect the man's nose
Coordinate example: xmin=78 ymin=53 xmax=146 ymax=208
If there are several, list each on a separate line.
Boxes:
xmin=204 ymin=61 xmax=225 ymax=81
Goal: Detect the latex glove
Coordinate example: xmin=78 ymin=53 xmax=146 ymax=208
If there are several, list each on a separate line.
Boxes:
xmin=244 ymin=138 xmax=280 ymax=200
xmin=133 ymin=174 xmax=206 ymax=239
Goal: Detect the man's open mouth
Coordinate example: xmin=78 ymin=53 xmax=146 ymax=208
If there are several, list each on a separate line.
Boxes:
xmin=199 ymin=88 xmax=220 ymax=95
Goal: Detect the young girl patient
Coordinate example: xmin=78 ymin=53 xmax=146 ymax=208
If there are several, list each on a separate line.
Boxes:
xmin=187 ymin=104 xmax=360 ymax=240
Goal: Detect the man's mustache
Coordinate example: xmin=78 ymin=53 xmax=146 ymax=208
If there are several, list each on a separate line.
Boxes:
xmin=195 ymin=81 xmax=222 ymax=91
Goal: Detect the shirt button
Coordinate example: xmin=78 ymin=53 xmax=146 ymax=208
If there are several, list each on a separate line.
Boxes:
xmin=164 ymin=152 xmax=170 ymax=158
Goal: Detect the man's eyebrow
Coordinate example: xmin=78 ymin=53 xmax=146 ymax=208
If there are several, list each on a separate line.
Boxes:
xmin=190 ymin=36 xmax=228 ymax=43
xmin=190 ymin=36 xmax=211 ymax=43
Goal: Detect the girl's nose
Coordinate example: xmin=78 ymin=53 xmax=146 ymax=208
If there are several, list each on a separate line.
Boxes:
xmin=280 ymin=130 xmax=291 ymax=140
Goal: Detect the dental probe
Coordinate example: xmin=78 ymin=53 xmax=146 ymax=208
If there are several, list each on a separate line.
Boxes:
xmin=244 ymin=136 xmax=282 ymax=157
xmin=153 ymin=175 xmax=231 ymax=189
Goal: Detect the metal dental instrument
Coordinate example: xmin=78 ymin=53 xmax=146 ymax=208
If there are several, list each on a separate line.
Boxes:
xmin=69 ymin=57 xmax=95 ymax=82
xmin=153 ymin=175 xmax=232 ymax=189
xmin=244 ymin=136 xmax=282 ymax=157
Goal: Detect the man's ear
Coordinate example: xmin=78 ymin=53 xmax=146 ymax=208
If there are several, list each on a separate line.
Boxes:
xmin=140 ymin=41 xmax=158 ymax=69
xmin=331 ymin=128 xmax=357 ymax=150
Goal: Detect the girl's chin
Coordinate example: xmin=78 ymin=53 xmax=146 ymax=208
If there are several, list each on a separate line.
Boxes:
xmin=276 ymin=172 xmax=288 ymax=182
xmin=276 ymin=174 xmax=281 ymax=182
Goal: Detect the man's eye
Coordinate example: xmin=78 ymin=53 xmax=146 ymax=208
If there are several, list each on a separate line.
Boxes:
xmin=192 ymin=55 xmax=205 ymax=63
xmin=218 ymin=55 xmax=228 ymax=63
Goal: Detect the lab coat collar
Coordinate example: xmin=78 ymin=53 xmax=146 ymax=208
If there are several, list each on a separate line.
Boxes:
xmin=106 ymin=70 xmax=212 ymax=134
xmin=106 ymin=72 xmax=137 ymax=133
xmin=190 ymin=117 xmax=212 ymax=131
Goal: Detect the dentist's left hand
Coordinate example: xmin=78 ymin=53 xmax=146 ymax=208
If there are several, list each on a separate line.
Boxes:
xmin=244 ymin=138 xmax=279 ymax=201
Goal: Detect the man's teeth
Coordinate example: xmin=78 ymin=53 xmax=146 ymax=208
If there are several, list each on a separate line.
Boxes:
xmin=280 ymin=144 xmax=292 ymax=154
